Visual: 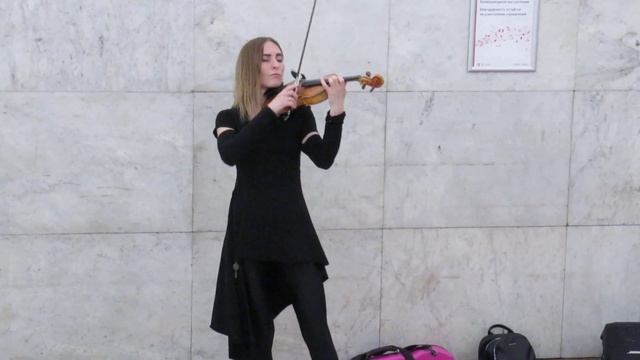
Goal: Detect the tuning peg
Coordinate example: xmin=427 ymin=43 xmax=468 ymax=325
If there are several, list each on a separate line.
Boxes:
xmin=290 ymin=71 xmax=306 ymax=80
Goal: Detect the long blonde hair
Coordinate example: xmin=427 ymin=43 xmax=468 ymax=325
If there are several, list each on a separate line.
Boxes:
xmin=233 ymin=37 xmax=282 ymax=121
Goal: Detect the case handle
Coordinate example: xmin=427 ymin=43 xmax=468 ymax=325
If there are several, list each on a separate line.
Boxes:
xmin=350 ymin=345 xmax=415 ymax=360
xmin=488 ymin=324 xmax=514 ymax=335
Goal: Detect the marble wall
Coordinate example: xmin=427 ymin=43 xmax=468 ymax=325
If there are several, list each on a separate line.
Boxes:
xmin=1 ymin=0 xmax=639 ymax=359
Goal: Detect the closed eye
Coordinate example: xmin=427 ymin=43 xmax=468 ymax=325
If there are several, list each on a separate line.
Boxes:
xmin=262 ymin=54 xmax=283 ymax=62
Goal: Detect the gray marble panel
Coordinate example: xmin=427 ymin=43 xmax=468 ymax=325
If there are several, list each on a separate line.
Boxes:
xmin=576 ymin=1 xmax=640 ymax=90
xmin=389 ymin=0 xmax=578 ymax=91
xmin=562 ymin=226 xmax=640 ymax=358
xmin=195 ymin=0 xmax=388 ymax=91
xmin=192 ymin=230 xmax=382 ymax=360
xmin=0 ymin=0 xmax=193 ymax=91
xmin=303 ymin=93 xmax=387 ymax=230
xmin=320 ymin=229 xmax=382 ymax=358
xmin=0 ymin=233 xmax=191 ymax=359
xmin=302 ymin=164 xmax=384 ymax=230
xmin=0 ymin=93 xmax=193 ymax=234
xmin=569 ymin=91 xmax=640 ymax=225
xmin=385 ymin=91 xmax=572 ymax=228
xmin=194 ymin=92 xmax=385 ymax=231
xmin=303 ymin=93 xmax=386 ymax=230
xmin=381 ymin=227 xmax=566 ymax=360
xmin=192 ymin=232 xmax=227 ymax=360
xmin=309 ymin=92 xmax=386 ymax=167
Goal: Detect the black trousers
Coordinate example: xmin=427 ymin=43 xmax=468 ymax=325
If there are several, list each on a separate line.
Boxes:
xmin=240 ymin=261 xmax=338 ymax=360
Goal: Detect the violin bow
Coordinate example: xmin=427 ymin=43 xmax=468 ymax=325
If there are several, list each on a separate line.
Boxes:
xmin=294 ymin=0 xmax=317 ymax=87
xmin=284 ymin=0 xmax=317 ymax=121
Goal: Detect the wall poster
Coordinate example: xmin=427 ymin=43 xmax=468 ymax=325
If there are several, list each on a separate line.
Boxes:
xmin=468 ymin=0 xmax=540 ymax=71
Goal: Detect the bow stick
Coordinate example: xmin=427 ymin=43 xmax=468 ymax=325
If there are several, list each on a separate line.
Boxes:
xmin=284 ymin=0 xmax=317 ymax=121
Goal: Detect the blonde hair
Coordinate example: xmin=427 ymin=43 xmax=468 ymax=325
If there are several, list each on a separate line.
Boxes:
xmin=233 ymin=37 xmax=282 ymax=121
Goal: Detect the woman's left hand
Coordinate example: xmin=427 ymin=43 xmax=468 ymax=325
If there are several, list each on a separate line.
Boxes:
xmin=320 ymin=74 xmax=346 ymax=116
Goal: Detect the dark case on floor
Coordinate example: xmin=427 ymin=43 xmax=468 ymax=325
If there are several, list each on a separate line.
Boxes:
xmin=601 ymin=322 xmax=640 ymax=360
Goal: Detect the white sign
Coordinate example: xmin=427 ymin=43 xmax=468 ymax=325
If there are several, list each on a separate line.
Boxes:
xmin=468 ymin=0 xmax=540 ymax=71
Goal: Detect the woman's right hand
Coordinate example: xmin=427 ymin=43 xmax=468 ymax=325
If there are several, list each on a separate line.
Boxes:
xmin=267 ymin=83 xmax=299 ymax=116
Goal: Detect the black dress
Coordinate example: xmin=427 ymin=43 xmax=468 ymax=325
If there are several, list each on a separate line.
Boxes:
xmin=209 ymin=104 xmax=344 ymax=358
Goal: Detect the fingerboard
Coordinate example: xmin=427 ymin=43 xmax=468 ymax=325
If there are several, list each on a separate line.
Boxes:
xmin=300 ymin=75 xmax=361 ymax=87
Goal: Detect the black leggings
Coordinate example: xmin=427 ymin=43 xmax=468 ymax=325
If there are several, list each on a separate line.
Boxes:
xmin=241 ymin=261 xmax=338 ymax=360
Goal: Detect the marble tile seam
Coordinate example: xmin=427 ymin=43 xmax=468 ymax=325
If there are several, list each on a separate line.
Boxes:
xmin=560 ymin=211 xmax=571 ymax=354
xmin=198 ymin=88 xmax=617 ymax=95
xmin=378 ymin=234 xmax=385 ymax=348
xmin=573 ymin=87 xmax=640 ymax=92
xmin=385 ymin=162 xmax=559 ymax=167
xmin=0 ymin=230 xmax=195 ymax=237
xmin=199 ymin=89 xmax=585 ymax=95
xmin=0 ymin=89 xmax=389 ymax=95
xmin=385 ymin=89 xmax=576 ymax=93
xmin=191 ymin=90 xmax=197 ymax=236
xmin=379 ymin=0 xmax=391 ymax=344
xmin=4 ymin=223 xmax=640 ymax=237
xmin=384 ymin=89 xmax=638 ymax=94
xmin=190 ymin=2 xmax=196 ymax=351
xmin=569 ymin=0 xmax=581 ymax=92
xmin=200 ymin=223 xmax=640 ymax=233
xmin=192 ymin=228 xmax=385 ymax=235
xmin=3 ymin=89 xmax=635 ymax=95
xmin=380 ymin=224 xmax=640 ymax=230
xmin=0 ymin=90 xmax=197 ymax=95
xmin=559 ymin=90 xmax=577 ymax=353
xmin=565 ymin=91 xmax=577 ymax=228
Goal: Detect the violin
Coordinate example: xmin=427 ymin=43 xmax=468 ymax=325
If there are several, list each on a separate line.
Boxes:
xmin=264 ymin=71 xmax=384 ymax=107
xmin=296 ymin=71 xmax=384 ymax=106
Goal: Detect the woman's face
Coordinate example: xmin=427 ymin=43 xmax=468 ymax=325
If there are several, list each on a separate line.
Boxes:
xmin=260 ymin=41 xmax=284 ymax=91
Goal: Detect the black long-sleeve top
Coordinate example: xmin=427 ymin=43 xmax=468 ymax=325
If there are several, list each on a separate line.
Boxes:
xmin=210 ymin=105 xmax=344 ymax=354
xmin=213 ymin=105 xmax=345 ymax=263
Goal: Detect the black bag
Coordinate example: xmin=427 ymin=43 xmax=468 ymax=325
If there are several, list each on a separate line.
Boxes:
xmin=478 ymin=324 xmax=536 ymax=360
xmin=601 ymin=322 xmax=640 ymax=360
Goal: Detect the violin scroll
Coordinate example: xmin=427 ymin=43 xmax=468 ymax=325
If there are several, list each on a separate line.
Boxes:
xmin=359 ymin=71 xmax=384 ymax=92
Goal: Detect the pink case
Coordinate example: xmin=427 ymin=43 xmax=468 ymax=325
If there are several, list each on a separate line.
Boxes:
xmin=371 ymin=345 xmax=455 ymax=360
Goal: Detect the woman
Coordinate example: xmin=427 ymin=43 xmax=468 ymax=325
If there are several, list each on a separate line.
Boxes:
xmin=210 ymin=36 xmax=346 ymax=360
